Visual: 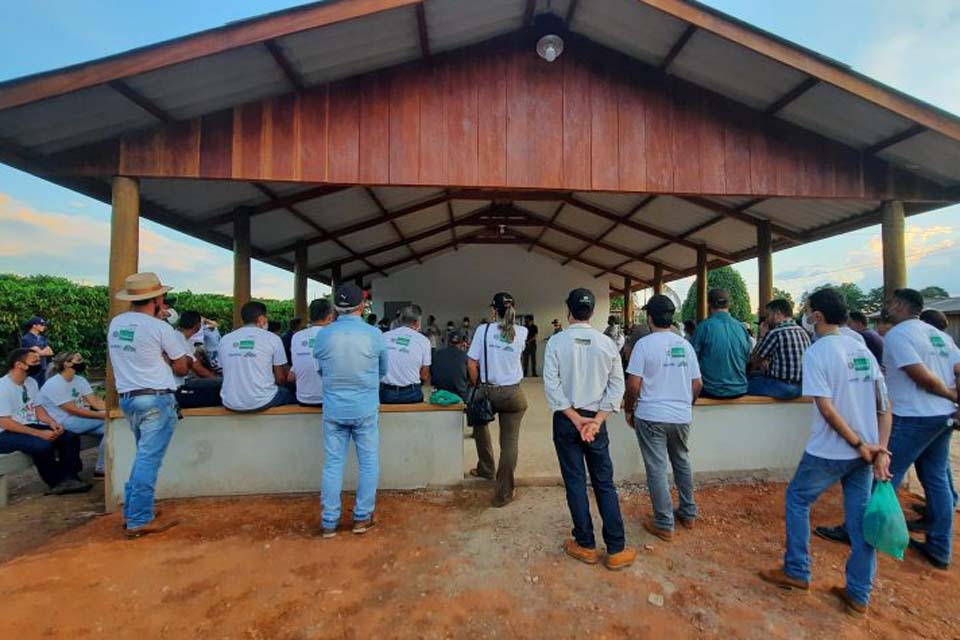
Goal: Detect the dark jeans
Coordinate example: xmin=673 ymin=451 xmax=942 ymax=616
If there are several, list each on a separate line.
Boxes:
xmin=522 ymin=348 xmax=537 ymax=377
xmin=699 ymin=389 xmax=745 ymax=400
xmin=0 ymin=424 xmax=82 ymax=488
xmin=175 ymin=377 xmax=223 ymax=408
xmin=553 ymin=410 xmax=625 ymax=553
xmin=379 ymin=384 xmax=423 ymax=404
xmin=747 ymin=373 xmax=801 ymax=400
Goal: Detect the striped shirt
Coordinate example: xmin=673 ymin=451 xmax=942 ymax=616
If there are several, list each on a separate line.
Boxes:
xmin=754 ymin=321 xmax=810 ymax=383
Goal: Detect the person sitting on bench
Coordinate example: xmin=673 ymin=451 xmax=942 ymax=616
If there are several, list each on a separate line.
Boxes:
xmin=380 ymin=304 xmax=431 ymax=404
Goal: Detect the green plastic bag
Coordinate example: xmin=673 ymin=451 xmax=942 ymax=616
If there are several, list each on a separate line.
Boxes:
xmin=429 ymin=389 xmax=463 ymax=406
xmin=862 ymin=481 xmax=909 ymax=560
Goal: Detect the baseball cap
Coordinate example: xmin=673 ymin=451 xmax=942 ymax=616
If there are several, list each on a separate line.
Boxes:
xmin=492 ymin=292 xmax=515 ymax=315
xmin=565 ymin=288 xmax=595 ymax=315
xmin=448 ymin=331 xmax=465 ymax=344
xmin=334 ymin=283 xmax=365 ymax=310
xmin=26 ymin=315 xmax=46 ymax=327
xmin=642 ymin=294 xmax=675 ymax=316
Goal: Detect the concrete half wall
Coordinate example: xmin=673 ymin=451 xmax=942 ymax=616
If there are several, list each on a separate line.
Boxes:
xmin=371 ymin=245 xmax=613 ymax=362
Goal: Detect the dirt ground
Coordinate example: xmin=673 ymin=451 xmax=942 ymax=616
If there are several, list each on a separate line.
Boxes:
xmin=1 ymin=476 xmax=958 ymax=640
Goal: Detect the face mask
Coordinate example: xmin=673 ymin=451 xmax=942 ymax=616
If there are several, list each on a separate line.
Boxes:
xmin=26 ymin=363 xmax=41 ymax=376
xmin=72 ymin=362 xmax=87 ymax=375
xmin=801 ymin=314 xmax=816 ymax=334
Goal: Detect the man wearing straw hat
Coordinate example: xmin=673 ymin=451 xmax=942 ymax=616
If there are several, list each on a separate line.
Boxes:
xmin=108 ymin=272 xmax=191 ymax=538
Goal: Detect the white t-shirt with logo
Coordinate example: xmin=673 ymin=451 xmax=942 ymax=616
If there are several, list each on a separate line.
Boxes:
xmin=291 ymin=325 xmax=324 ymax=404
xmin=39 ymin=374 xmax=95 ymax=424
xmin=883 ymin=319 xmax=960 ymax=417
xmin=627 ymin=330 xmax=702 ymax=424
xmin=382 ymin=326 xmax=432 ymax=386
xmin=172 ymin=331 xmax=199 ymax=387
xmin=107 ymin=311 xmax=186 ymax=394
xmin=0 ymin=374 xmax=41 ymax=432
xmin=467 ymin=323 xmax=528 ymax=386
xmin=219 ymin=326 xmax=288 ymax=411
xmin=802 ymin=334 xmax=882 ymax=460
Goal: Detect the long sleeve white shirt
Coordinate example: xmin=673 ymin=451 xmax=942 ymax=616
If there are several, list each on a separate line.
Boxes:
xmin=543 ymin=322 xmax=625 ymax=413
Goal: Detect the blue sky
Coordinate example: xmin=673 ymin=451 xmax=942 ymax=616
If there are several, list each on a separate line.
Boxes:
xmin=0 ymin=0 xmax=958 ymax=304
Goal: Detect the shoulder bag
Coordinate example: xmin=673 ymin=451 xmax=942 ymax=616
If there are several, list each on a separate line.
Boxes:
xmin=466 ymin=324 xmax=495 ymax=426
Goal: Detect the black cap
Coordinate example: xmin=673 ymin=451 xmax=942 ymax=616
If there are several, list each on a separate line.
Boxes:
xmin=448 ymin=331 xmax=465 ymax=344
xmin=565 ymin=288 xmax=595 ymax=315
xmin=492 ymin=292 xmax=515 ymax=315
xmin=334 ymin=283 xmax=365 ymax=310
xmin=642 ymin=294 xmax=675 ymax=316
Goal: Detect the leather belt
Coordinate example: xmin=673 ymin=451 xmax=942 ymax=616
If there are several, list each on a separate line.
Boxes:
xmin=120 ymin=389 xmax=174 ymax=399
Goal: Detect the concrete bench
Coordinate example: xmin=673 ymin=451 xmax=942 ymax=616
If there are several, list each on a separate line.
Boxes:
xmin=105 ymin=403 xmax=466 ymax=511
xmin=0 ymin=452 xmax=33 ymax=508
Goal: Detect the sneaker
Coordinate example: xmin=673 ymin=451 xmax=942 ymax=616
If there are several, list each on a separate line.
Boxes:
xmin=814 ymin=525 xmax=850 ymax=545
xmin=562 ymin=539 xmax=599 ymax=565
xmin=906 ymin=517 xmax=930 ymax=533
xmin=469 ymin=468 xmax=494 ymax=480
xmin=674 ymin=511 xmax=696 ymax=530
xmin=46 ymin=478 xmax=93 ymax=495
xmin=353 ymin=518 xmax=377 ymax=535
xmin=643 ymin=517 xmax=674 ymax=542
xmin=321 ymin=527 xmax=338 ymax=539
xmin=908 ymin=539 xmax=949 ymax=570
xmin=830 ymin=586 xmax=867 ymax=618
xmin=758 ymin=568 xmax=810 ymax=591
xmin=604 ymin=547 xmax=637 ymax=571
xmin=125 ymin=517 xmax=180 ymax=539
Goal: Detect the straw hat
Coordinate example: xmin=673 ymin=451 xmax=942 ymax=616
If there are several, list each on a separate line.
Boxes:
xmin=115 ymin=272 xmax=173 ymax=302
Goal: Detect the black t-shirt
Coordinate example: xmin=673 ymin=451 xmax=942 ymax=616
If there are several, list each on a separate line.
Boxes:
xmin=431 ymin=347 xmax=470 ymax=401
xmin=525 ymin=324 xmax=539 ymax=349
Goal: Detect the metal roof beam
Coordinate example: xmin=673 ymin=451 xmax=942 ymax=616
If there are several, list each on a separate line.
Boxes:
xmin=561 ymin=195 xmax=656 ymax=266
xmin=659 ymin=25 xmax=696 ymax=73
xmin=764 ymin=76 xmax=819 ymax=116
xmin=527 ymin=202 xmax=565 ymax=251
xmin=523 ymin=0 xmax=537 ymax=27
xmin=510 ymin=227 xmax=651 ymax=286
xmin=863 ymin=124 xmax=928 ymax=156
xmin=415 ymin=4 xmax=431 ymax=58
xmin=107 ymin=80 xmax=174 ymax=123
xmin=348 ymin=227 xmax=489 ymax=281
xmin=679 ymin=196 xmax=802 ymax=242
xmin=366 ymin=187 xmax=421 ymax=264
xmin=264 ymin=40 xmax=304 ymax=92
xmin=199 ymin=185 xmax=350 ymax=227
xmin=565 ymin=0 xmax=581 ymax=26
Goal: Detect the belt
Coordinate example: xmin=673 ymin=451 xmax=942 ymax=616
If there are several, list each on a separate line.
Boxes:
xmin=380 ymin=383 xmax=420 ymax=390
xmin=120 ymin=389 xmax=174 ymax=399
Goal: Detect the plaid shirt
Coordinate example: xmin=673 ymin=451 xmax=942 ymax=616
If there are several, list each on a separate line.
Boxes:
xmin=754 ymin=320 xmax=810 ymax=383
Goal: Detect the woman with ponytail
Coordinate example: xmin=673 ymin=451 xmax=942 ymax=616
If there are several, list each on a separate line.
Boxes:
xmin=38 ymin=352 xmax=107 ymax=477
xmin=466 ymin=292 xmax=529 ymax=507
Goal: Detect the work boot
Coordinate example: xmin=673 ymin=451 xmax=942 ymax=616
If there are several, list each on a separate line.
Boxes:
xmin=830 ymin=586 xmax=867 ymax=618
xmin=469 ymin=468 xmax=494 ymax=480
xmin=909 ymin=539 xmax=949 ymax=570
xmin=46 ymin=478 xmax=92 ymax=495
xmin=353 ymin=518 xmax=377 ymax=535
xmin=125 ymin=517 xmax=180 ymax=539
xmin=321 ymin=527 xmax=338 ymax=539
xmin=814 ymin=524 xmax=850 ymax=545
xmin=758 ymin=568 xmax=810 ymax=591
xmin=604 ymin=547 xmax=638 ymax=571
xmin=643 ymin=517 xmax=673 ymax=542
xmin=121 ymin=508 xmax=163 ymax=529
xmin=562 ymin=539 xmax=599 ymax=565
xmin=674 ymin=511 xmax=695 ymax=530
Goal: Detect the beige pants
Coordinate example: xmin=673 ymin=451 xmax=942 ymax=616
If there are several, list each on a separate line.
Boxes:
xmin=474 ymin=384 xmax=528 ymax=504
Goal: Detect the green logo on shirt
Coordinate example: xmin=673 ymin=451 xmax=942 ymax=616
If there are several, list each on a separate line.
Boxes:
xmin=852 ymin=357 xmax=870 ymax=372
xmin=117 ymin=329 xmax=135 ymax=342
xmin=931 ymin=335 xmax=946 ymax=348
xmin=395 ymin=336 xmax=411 ymax=347
xmin=670 ymin=347 xmax=686 ymax=359
xmin=574 ymin=338 xmax=591 ymax=346
xmin=238 ymin=340 xmax=255 ymax=350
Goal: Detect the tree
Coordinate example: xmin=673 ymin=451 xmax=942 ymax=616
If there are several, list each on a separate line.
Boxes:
xmin=681 ymin=266 xmax=751 ymax=322
xmin=920 ymin=286 xmax=950 ymax=300
xmin=800 ymin=282 xmax=867 ymax=313
xmin=863 ymin=287 xmax=884 ymax=314
xmin=772 ymin=287 xmax=794 ymax=308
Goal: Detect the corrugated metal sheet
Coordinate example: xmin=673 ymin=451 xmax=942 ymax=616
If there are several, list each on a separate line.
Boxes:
xmin=778 ymin=83 xmax=914 ymax=149
xmin=374 ymin=186 xmax=446 ymax=210
xmin=140 ymin=179 xmax=265 ymax=220
xmin=687 ymin=217 xmax=755 ymax=254
xmin=556 ymin=205 xmax=615 ymax=236
xmin=252 ymin=211 xmax=318 ymax=250
xmin=395 ymin=202 xmax=450 ymax=235
xmin=880 ymin=130 xmax=960 ymax=186
xmin=539 ymin=228 xmax=586 ymax=253
xmin=750 ymin=198 xmax=879 ymax=231
xmin=513 ymin=200 xmax=563 ymax=217
xmin=296 ymin=188 xmax=381 ymax=230
xmin=369 ymin=245 xmax=413 ymax=266
xmin=339 ymin=223 xmax=404 ymax=251
xmin=573 ymin=0 xmax=689 ymax=66
xmin=581 ymin=246 xmax=624 ymax=268
xmin=603 ymin=225 xmax=670 ymax=256
xmin=573 ymin=191 xmax=648 ymax=214
xmin=646 ymin=243 xmax=696 ymax=269
xmin=307 ymin=241 xmax=352 ymax=267
xmin=635 ymin=196 xmax=716 ymax=235
xmin=670 ymin=31 xmax=807 ymax=111
xmin=425 ymin=0 xmax=525 ymax=54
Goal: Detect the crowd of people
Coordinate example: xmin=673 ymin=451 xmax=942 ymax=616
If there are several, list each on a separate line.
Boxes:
xmin=1 ymin=269 xmax=958 ymax=619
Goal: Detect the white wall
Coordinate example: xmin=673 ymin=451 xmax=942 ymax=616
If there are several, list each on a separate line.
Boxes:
xmin=371 ymin=245 xmax=612 ymax=363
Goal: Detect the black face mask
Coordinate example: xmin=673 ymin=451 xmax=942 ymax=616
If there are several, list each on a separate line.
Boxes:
xmin=72 ymin=362 xmax=87 ymax=375
xmin=26 ymin=364 xmax=42 ymax=376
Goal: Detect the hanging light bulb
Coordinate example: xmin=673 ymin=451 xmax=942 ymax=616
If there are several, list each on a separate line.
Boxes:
xmin=533 ymin=13 xmax=565 ymax=63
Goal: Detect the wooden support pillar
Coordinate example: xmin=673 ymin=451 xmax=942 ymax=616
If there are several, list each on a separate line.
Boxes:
xmin=294 ymin=242 xmax=308 ymax=320
xmin=696 ymin=246 xmax=708 ymax=322
xmin=233 ymin=208 xmax=251 ymax=328
xmin=653 ymin=265 xmax=664 ymax=295
xmin=881 ymin=200 xmax=906 ymax=301
xmin=331 ymin=264 xmax=342 ymax=293
xmin=757 ymin=220 xmax=773 ymax=316
xmin=623 ymin=276 xmax=633 ymax=327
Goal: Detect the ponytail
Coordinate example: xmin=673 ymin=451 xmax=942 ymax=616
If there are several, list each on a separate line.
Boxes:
xmin=499 ymin=304 xmax=516 ymax=343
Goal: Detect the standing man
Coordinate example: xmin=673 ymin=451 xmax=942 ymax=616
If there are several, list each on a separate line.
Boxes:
xmin=551 ymin=319 xmax=563 ymax=336
xmin=544 ymin=288 xmax=636 ymax=570
xmin=108 ymin=272 xmax=190 ymax=537
xmin=760 ymin=288 xmax=892 ymax=617
xmin=624 ymin=294 xmax=702 ymax=542
xmin=522 ymin=315 xmax=540 ymax=377
xmin=848 ymin=311 xmax=883 ymax=364
xmin=313 ymin=283 xmax=388 ymax=538
xmin=288 ymin=299 xmax=333 ymax=407
xmin=691 ymin=289 xmax=751 ymax=399
xmin=21 ymin=316 xmax=53 ymax=386
xmin=422 ymin=315 xmax=443 ymax=353
xmin=220 ymin=301 xmax=294 ymax=412
xmin=748 ymin=298 xmax=810 ymax=399
xmin=380 ymin=305 xmax=431 ymax=404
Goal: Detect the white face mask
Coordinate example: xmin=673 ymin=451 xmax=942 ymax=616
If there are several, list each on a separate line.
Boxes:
xmin=801 ymin=313 xmax=816 ymax=334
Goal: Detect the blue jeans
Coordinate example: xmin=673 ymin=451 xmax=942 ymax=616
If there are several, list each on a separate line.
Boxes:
xmin=784 ymin=453 xmax=875 ymax=605
xmin=747 ymin=374 xmax=801 ymax=399
xmin=379 ymin=384 xmax=423 ymax=404
xmin=120 ymin=394 xmax=178 ymax=529
xmin=553 ymin=411 xmax=625 ymax=553
xmin=0 ymin=425 xmax=81 ymax=488
xmin=62 ymin=415 xmax=105 ymax=473
xmin=635 ymin=419 xmax=696 ymax=531
xmin=888 ymin=414 xmax=954 ymax=564
xmin=321 ymin=412 xmax=379 ymax=529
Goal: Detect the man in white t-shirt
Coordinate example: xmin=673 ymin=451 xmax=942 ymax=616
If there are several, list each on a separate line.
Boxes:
xmin=760 ymin=287 xmax=892 ymax=617
xmin=288 ymin=298 xmax=333 ymax=407
xmin=624 ymin=294 xmax=702 ymax=542
xmin=108 ymin=272 xmax=191 ymax=537
xmin=220 ymin=301 xmax=294 ymax=412
xmin=0 ymin=348 xmax=91 ymax=495
xmin=173 ymin=311 xmax=221 ymax=409
xmin=381 ymin=304 xmax=431 ymax=404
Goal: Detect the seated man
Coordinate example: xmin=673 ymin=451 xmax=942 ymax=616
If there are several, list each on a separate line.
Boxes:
xmin=431 ymin=331 xmax=470 ymax=402
xmin=692 ymin=288 xmax=751 ymax=399
xmin=0 ymin=348 xmax=91 ymax=495
xmin=220 ymin=301 xmax=293 ymax=412
xmin=288 ymin=299 xmax=333 ymax=407
xmin=380 ymin=304 xmax=431 ymax=404
xmin=748 ymin=298 xmax=810 ymax=399
xmin=175 ymin=311 xmax=222 ymax=409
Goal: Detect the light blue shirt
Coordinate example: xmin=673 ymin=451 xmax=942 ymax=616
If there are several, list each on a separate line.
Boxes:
xmin=313 ymin=315 xmax=388 ymax=420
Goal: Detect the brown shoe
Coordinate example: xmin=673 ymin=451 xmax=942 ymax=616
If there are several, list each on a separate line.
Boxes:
xmin=469 ymin=468 xmax=494 ymax=480
xmin=563 ymin=539 xmax=599 ymax=565
xmin=675 ymin=511 xmax=695 ymax=530
xmin=604 ymin=547 xmax=638 ymax=571
xmin=643 ymin=517 xmax=674 ymax=542
xmin=830 ymin=586 xmax=867 ymax=617
xmin=352 ymin=518 xmax=377 ymax=535
xmin=758 ymin=568 xmax=810 ymax=591
xmin=125 ymin=517 xmax=180 ymax=539
xmin=121 ymin=508 xmax=163 ymax=529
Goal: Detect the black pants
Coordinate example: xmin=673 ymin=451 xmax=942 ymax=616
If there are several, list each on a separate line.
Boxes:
xmin=176 ymin=377 xmax=223 ymax=408
xmin=522 ymin=347 xmax=537 ymax=377
xmin=0 ymin=424 xmax=82 ymax=488
xmin=552 ymin=410 xmax=625 ymax=553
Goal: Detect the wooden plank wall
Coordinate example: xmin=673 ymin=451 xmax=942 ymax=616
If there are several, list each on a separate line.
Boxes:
xmin=101 ymin=36 xmax=924 ymax=200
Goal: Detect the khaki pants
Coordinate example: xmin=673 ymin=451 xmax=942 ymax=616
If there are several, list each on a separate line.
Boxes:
xmin=474 ymin=384 xmax=528 ymax=504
